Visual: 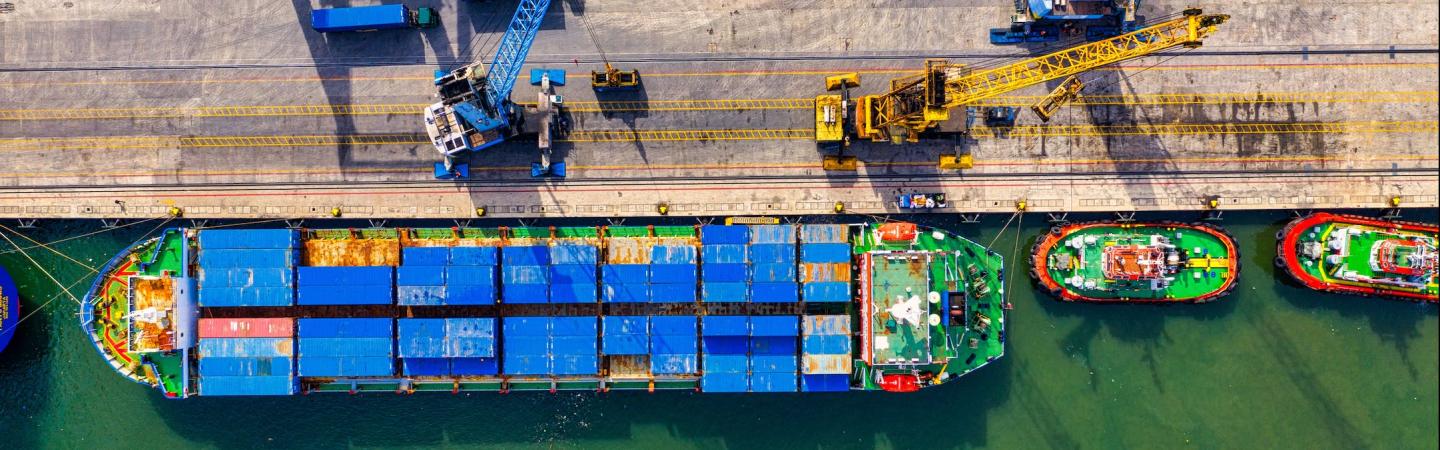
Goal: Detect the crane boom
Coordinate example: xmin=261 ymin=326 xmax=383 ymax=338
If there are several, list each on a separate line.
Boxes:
xmin=844 ymin=8 xmax=1228 ymax=143
xmin=483 ymin=0 xmax=549 ymax=111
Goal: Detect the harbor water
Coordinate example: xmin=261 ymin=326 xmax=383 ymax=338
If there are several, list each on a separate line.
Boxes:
xmin=1 ymin=210 xmax=1435 ymax=449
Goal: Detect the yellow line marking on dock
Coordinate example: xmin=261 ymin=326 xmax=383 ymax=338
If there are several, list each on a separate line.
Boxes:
xmin=0 ymin=120 xmax=1432 ymax=150
xmin=3 ymin=91 xmax=1432 ymax=121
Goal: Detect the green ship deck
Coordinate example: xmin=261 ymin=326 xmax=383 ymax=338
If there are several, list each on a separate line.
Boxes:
xmin=1031 ymin=222 xmax=1238 ymax=303
xmin=1279 ymin=213 xmax=1438 ymax=302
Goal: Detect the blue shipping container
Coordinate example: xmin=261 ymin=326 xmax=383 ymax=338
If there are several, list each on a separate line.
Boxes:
xmin=749 ymin=225 xmax=796 ymax=244
xmin=402 ymin=358 xmax=450 ymax=376
xmin=447 ymin=284 xmax=496 ymax=305
xmin=603 ymin=283 xmax=649 ymax=303
xmin=650 ymin=283 xmax=696 ymax=303
xmin=199 ymin=375 xmax=297 ymax=396
xmin=702 ymin=282 xmax=748 ymax=303
xmin=802 ymin=282 xmax=851 ymax=303
xmin=447 ymin=266 xmax=496 ymax=286
xmin=701 ymin=263 xmax=747 ymax=282
xmin=397 ymin=285 xmax=446 ymax=306
xmin=651 ymin=245 xmax=697 ymax=264
xmin=451 ymin=358 xmax=500 ymax=375
xmin=700 ymin=225 xmax=749 ymax=244
xmin=800 ymin=224 xmax=848 ymax=243
xmin=651 ymin=316 xmax=697 ymax=335
xmin=198 ymin=357 xmax=292 ymax=377
xmin=802 ymin=374 xmax=850 ymax=392
xmin=650 ymin=264 xmax=698 ymax=284
xmin=402 ymin=247 xmax=450 ymax=266
xmin=447 ymin=318 xmax=495 ymax=337
xmin=704 ymin=354 xmax=749 ymax=374
xmin=801 ymin=243 xmax=852 ymax=263
xmin=602 ymin=264 xmax=648 ymax=284
xmin=703 ymin=336 xmax=748 ymax=354
xmin=552 ymin=317 xmax=596 ymax=337
xmin=702 ymin=245 xmax=748 ymax=264
xmin=503 ymin=317 xmax=550 ymax=337
xmin=447 ymin=336 xmax=496 ymax=358
xmin=198 ymin=249 xmax=295 ymax=268
xmin=804 ymin=334 xmax=852 ymax=355
xmin=751 ymin=372 xmax=799 ymax=392
xmin=297 ymin=356 xmax=394 ymax=377
xmin=749 ymin=244 xmax=797 ymax=264
xmin=549 ymin=265 xmax=597 ymax=284
xmin=751 ymin=283 xmax=799 ymax=303
xmin=297 ymin=284 xmax=393 ymax=306
xmin=752 ymin=355 xmax=798 ymax=373
xmin=502 ymin=246 xmax=550 ymax=265
xmin=750 ymin=263 xmax=797 ymax=282
xmin=651 ymin=333 xmax=698 ymax=355
xmin=449 ymin=246 xmax=499 ymax=265
xmin=751 ymin=336 xmax=798 ymax=355
xmin=751 ymin=316 xmax=800 ymax=336
xmin=503 ymin=265 xmax=550 ymax=285
xmin=198 ymin=268 xmax=293 ymax=289
xmin=198 ymin=337 xmax=294 ymax=358
xmin=197 ymin=286 xmax=293 ymax=307
xmin=550 ymin=245 xmax=599 ymax=265
xmin=397 ymin=266 xmax=446 ymax=286
xmin=299 ymin=337 xmax=392 ymax=357
xmin=298 ymin=318 xmax=392 ymax=338
xmin=550 ymin=283 xmax=599 ymax=304
xmin=503 ymin=353 xmax=549 ymax=375
xmin=553 ymin=355 xmax=599 ymax=375
xmin=651 ymin=354 xmax=698 ymax=374
xmin=198 ymin=229 xmax=296 ymax=250
xmin=297 ymin=266 xmax=392 ymax=286
xmin=701 ymin=373 xmax=748 ymax=392
xmin=703 ymin=316 xmax=749 ymax=336
xmin=502 ymin=284 xmax=549 ymax=304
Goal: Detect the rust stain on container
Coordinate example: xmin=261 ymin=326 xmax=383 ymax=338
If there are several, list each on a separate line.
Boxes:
xmin=800 ymin=263 xmax=851 ymax=283
xmin=303 ymin=239 xmax=400 ymax=266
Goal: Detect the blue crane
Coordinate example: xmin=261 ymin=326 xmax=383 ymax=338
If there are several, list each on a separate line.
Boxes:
xmin=425 ymin=0 xmax=554 ymax=179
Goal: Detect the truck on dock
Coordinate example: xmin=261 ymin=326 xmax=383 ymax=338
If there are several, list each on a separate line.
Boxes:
xmin=310 ymin=4 xmax=438 ymax=33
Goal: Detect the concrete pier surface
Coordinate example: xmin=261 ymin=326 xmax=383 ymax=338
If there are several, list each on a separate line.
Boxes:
xmin=1 ymin=0 xmax=1435 ymax=219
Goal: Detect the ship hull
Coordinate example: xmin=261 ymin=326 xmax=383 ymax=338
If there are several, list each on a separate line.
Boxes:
xmin=1031 ymin=221 xmax=1239 ymax=303
xmin=1276 ymin=213 xmax=1439 ymax=302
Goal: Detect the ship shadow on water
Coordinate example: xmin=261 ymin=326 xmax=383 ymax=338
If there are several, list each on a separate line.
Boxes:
xmin=1267 ymin=208 xmax=1439 ymax=381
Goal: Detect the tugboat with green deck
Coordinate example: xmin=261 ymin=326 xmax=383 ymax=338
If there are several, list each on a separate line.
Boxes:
xmin=81 ymin=221 xmax=1006 ymax=397
xmin=1276 ymin=213 xmax=1438 ymax=302
xmin=1031 ymin=222 xmax=1239 ymax=303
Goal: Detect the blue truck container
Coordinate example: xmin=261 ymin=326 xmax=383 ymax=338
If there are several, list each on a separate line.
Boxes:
xmin=199 ymin=268 xmax=294 ymax=288
xmin=298 ymin=318 xmax=392 ymax=338
xmin=397 ymin=266 xmax=446 ymax=286
xmin=802 ymin=282 xmax=850 ymax=303
xmin=749 ymin=244 xmax=796 ymax=264
xmin=310 ymin=4 xmax=437 ymax=33
xmin=402 ymin=358 xmax=450 ymax=376
xmin=603 ymin=283 xmax=649 ymax=303
xmin=702 ymin=245 xmax=748 ymax=264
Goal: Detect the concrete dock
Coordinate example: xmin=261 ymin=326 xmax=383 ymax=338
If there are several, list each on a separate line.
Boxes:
xmin=1 ymin=0 xmax=1436 ymax=219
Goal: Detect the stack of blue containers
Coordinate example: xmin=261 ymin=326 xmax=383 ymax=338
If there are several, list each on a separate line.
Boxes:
xmin=700 ymin=226 xmax=749 ymax=302
xmin=650 ymin=316 xmax=698 ymax=375
xmin=196 ymin=229 xmax=298 ymax=307
xmin=602 ymin=238 xmax=650 ymax=303
xmin=502 ymin=246 xmax=550 ymax=303
xmin=397 ymin=318 xmax=498 ymax=376
xmin=296 ymin=318 xmax=394 ymax=377
xmin=502 ymin=317 xmax=598 ymax=376
xmin=297 ymin=266 xmax=394 ymax=305
xmin=801 ymin=315 xmax=852 ymax=392
xmin=700 ymin=315 xmax=749 ymax=392
xmin=750 ymin=316 xmax=799 ymax=392
xmin=396 ymin=246 xmax=499 ymax=305
xmin=197 ymin=328 xmax=296 ymax=396
xmin=800 ymin=224 xmax=852 ymax=303
xmin=651 ymin=244 xmax=697 ymax=302
xmin=601 ymin=316 xmax=648 ymax=356
xmin=750 ymin=225 xmax=799 ymax=303
xmin=549 ymin=244 xmax=599 ymax=303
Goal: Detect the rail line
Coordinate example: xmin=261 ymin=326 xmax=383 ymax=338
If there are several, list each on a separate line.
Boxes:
xmin=2 ymin=120 xmax=1434 ymax=150
xmin=3 ymin=91 xmax=1433 ymax=120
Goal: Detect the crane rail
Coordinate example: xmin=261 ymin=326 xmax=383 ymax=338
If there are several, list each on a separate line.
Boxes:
xmin=0 ymin=121 xmax=1432 ymax=150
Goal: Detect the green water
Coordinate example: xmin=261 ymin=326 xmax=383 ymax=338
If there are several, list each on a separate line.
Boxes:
xmin=1 ymin=211 xmax=1436 ymax=449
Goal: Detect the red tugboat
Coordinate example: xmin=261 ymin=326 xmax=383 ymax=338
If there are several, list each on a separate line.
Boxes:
xmin=1276 ymin=213 xmax=1438 ymax=302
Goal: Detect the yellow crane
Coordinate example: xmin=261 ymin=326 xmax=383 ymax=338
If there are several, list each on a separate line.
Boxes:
xmin=816 ymin=8 xmax=1228 ymax=168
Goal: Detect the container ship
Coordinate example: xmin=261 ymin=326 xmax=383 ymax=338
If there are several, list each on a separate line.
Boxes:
xmin=1030 ymin=221 xmax=1238 ymax=303
xmin=81 ymin=222 xmax=1007 ymax=397
xmin=1 ymin=265 xmax=17 ymax=352
xmin=1276 ymin=213 xmax=1438 ymax=302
